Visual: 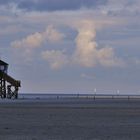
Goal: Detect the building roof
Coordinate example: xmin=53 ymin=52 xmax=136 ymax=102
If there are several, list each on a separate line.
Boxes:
xmin=0 ymin=60 xmax=8 ymax=66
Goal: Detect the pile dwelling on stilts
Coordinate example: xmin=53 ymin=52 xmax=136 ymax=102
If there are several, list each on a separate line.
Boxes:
xmin=0 ymin=60 xmax=21 ymax=99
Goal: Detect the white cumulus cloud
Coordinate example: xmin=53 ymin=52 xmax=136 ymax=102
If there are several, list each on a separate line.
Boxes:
xmin=11 ymin=25 xmax=65 ymax=61
xmin=11 ymin=25 xmax=64 ymax=49
xmin=41 ymin=20 xmax=124 ymax=70
xmin=12 ymin=32 xmax=44 ymax=48
xmin=44 ymin=25 xmax=65 ymax=43
xmin=73 ymin=20 xmax=123 ymax=67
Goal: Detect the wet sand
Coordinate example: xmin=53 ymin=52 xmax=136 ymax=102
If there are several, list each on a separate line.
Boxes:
xmin=0 ymin=99 xmax=140 ymax=140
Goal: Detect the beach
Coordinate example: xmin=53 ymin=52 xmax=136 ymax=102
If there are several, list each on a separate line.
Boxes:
xmin=0 ymin=99 xmax=140 ymax=140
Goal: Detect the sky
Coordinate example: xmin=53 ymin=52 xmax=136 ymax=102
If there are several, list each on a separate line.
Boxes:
xmin=0 ymin=0 xmax=140 ymax=93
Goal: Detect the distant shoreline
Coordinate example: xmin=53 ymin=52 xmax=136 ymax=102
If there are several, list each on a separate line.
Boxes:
xmin=19 ymin=93 xmax=140 ymax=100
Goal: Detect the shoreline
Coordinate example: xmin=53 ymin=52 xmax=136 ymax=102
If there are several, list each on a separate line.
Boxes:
xmin=1 ymin=98 xmax=140 ymax=108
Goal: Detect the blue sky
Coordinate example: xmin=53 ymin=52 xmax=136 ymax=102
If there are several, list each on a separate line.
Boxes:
xmin=0 ymin=0 xmax=140 ymax=93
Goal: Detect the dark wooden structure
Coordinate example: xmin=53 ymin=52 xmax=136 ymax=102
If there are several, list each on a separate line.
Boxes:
xmin=0 ymin=60 xmax=21 ymax=99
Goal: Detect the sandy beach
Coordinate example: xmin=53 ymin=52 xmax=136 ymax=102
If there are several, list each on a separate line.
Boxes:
xmin=0 ymin=99 xmax=140 ymax=140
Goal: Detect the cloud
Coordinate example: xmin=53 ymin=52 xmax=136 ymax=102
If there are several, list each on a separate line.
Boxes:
xmin=11 ymin=25 xmax=64 ymax=49
xmin=44 ymin=25 xmax=65 ymax=43
xmin=0 ymin=0 xmax=18 ymax=5
xmin=42 ymin=50 xmax=68 ymax=70
xmin=11 ymin=25 xmax=65 ymax=62
xmin=73 ymin=20 xmax=123 ymax=67
xmin=0 ymin=0 xmax=106 ymax=11
xmin=1 ymin=0 xmax=140 ymax=17
xmin=11 ymin=32 xmax=44 ymax=49
xmin=97 ymin=47 xmax=123 ymax=67
xmin=41 ymin=20 xmax=124 ymax=69
xmin=73 ymin=20 xmax=97 ymax=67
xmin=8 ymin=4 xmax=125 ymax=68
xmin=99 ymin=0 xmax=140 ymax=16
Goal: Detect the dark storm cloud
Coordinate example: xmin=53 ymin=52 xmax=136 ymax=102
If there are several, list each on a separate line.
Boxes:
xmin=0 ymin=0 xmax=107 ymax=11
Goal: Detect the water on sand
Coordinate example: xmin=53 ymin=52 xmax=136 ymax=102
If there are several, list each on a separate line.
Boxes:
xmin=0 ymin=98 xmax=140 ymax=140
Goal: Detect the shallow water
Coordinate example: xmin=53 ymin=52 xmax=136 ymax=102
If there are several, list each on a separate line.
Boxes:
xmin=0 ymin=99 xmax=140 ymax=140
